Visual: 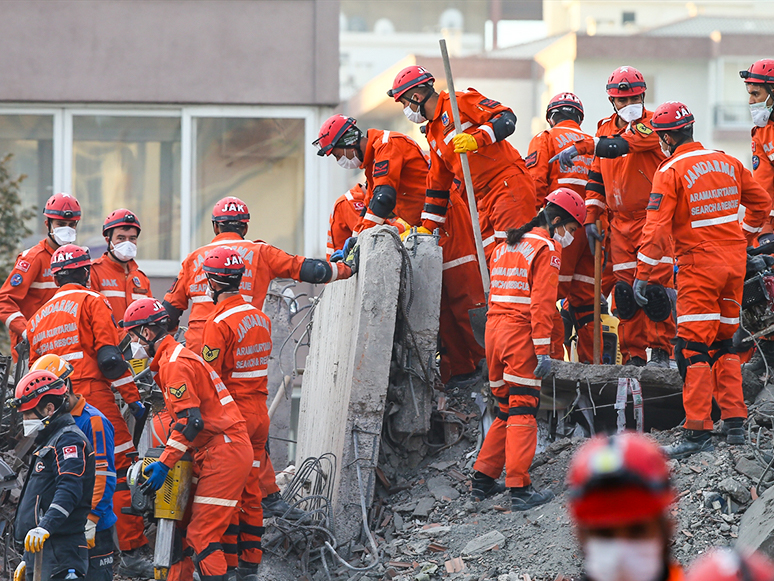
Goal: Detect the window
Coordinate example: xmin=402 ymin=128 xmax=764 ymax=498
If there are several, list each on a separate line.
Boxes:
xmin=71 ymin=115 xmax=181 ymax=261
xmin=192 ymin=117 xmax=305 ymax=254
xmin=622 ymin=11 xmax=636 ymax=25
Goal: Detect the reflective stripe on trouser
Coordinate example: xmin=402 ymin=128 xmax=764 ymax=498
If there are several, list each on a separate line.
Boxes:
xmin=474 ymin=315 xmax=542 ymax=488
xmin=169 ymin=428 xmax=252 ymax=581
xmin=610 ymin=214 xmax=675 ymax=362
xmin=677 ymin=247 xmax=747 ymax=430
xmin=478 ymin=170 xmax=537 ymax=265
xmin=77 ymin=381 xmax=148 ymax=552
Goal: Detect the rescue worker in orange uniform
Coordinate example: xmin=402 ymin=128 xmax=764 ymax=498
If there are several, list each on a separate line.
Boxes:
xmin=0 ymin=192 xmax=80 ymax=359
xmin=326 ymin=183 xmax=366 ymax=259
xmin=388 ymin=65 xmax=536 ymax=264
xmin=526 ymin=93 xmax=607 ymax=363
xmin=122 ymin=297 xmax=252 ymax=581
xmin=556 ymin=66 xmax=675 ymax=367
xmin=314 ymin=114 xmax=485 ymax=384
xmin=200 ymin=247 xmax=272 ymax=578
xmin=25 ymin=244 xmax=153 ymax=577
xmin=471 ymin=188 xmax=584 ymax=510
xmin=90 ymin=209 xmax=152 ymax=325
xmin=567 ymin=433 xmax=683 ymax=581
xmin=634 ymin=101 xmax=770 ymax=459
xmin=687 ymin=549 xmax=774 ymax=581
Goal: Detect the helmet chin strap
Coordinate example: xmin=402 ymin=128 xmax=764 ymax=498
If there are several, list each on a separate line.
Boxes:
xmin=408 ymin=90 xmax=433 ymax=120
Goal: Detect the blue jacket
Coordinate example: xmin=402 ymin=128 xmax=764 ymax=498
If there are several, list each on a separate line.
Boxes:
xmin=71 ymin=395 xmax=117 ymax=531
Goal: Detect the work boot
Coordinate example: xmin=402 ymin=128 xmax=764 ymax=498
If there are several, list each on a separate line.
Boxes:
xmin=662 ymin=429 xmax=714 ymax=460
xmin=625 ymin=356 xmax=647 ymax=367
xmin=743 ymin=341 xmax=774 ymax=375
xmin=647 ymin=348 xmax=670 ymax=368
xmin=236 ymin=560 xmax=260 ymax=581
xmin=118 ymin=546 xmax=156 ymax=579
xmin=509 ymin=484 xmax=554 ymax=511
xmin=470 ymin=471 xmax=506 ymax=501
xmin=262 ymin=491 xmax=305 ymax=519
xmin=226 ymin=568 xmax=237 ymax=581
xmin=447 ymin=369 xmax=481 ymax=390
xmin=722 ymin=417 xmax=746 ymax=445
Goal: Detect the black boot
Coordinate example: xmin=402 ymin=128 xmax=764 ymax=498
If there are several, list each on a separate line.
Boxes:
xmin=262 ymin=492 xmax=304 ymax=519
xmin=471 ymin=471 xmax=505 ymax=501
xmin=662 ymin=429 xmax=714 ymax=459
xmin=236 ymin=559 xmax=260 ymax=581
xmin=118 ymin=546 xmax=155 ymax=579
xmin=722 ymin=417 xmax=745 ymax=445
xmin=509 ymin=484 xmax=554 ymax=511
xmin=647 ymin=348 xmax=670 ymax=368
xmin=743 ymin=341 xmax=774 ymax=375
xmin=625 ymin=356 xmax=647 ymax=367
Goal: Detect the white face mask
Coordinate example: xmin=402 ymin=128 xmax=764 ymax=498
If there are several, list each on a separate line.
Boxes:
xmin=617 ymin=103 xmax=644 ymax=123
xmin=584 ymin=538 xmax=663 ymax=581
xmin=51 ymin=226 xmax=77 ymax=246
xmin=204 ymin=285 xmax=215 ymax=301
xmin=23 ymin=418 xmax=45 ymax=437
xmin=337 ymin=153 xmax=362 ymax=170
xmin=553 ymin=229 xmax=575 ymax=248
xmin=403 ymin=105 xmax=427 ymax=124
xmin=111 ymin=241 xmax=137 ymax=262
xmin=659 ymin=139 xmax=672 ymax=158
xmin=130 ymin=341 xmax=149 ymax=361
xmin=750 ymin=100 xmax=773 ymax=128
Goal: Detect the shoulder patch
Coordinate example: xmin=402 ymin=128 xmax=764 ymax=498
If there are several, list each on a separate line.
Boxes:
xmin=441 ymin=111 xmax=450 ymax=126
xmin=169 ymin=384 xmax=187 ymax=398
xmin=374 ymin=160 xmax=389 ymax=178
xmin=752 ymin=139 xmax=757 ymax=152
xmin=202 ymin=345 xmax=220 ymax=363
xmin=635 ymin=123 xmax=653 ymax=136
xmin=753 ymin=155 xmax=761 ymax=170
xmin=524 ymin=151 xmax=538 ymax=168
xmin=550 ymin=255 xmax=561 ymax=269
xmin=647 ymin=193 xmax=663 ymax=211
xmin=10 ymin=273 xmax=23 ymax=287
xmin=353 ymin=201 xmax=364 ymax=212
xmin=62 ymin=445 xmax=79 ymax=460
xmin=478 ymin=98 xmax=501 ymax=109
xmin=132 ymin=276 xmax=142 ymax=287
xmin=15 ymin=259 xmax=30 ymax=273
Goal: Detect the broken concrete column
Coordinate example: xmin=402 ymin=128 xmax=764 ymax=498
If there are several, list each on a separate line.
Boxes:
xmin=737 ymin=483 xmax=774 ymax=557
xmin=295 ymin=226 xmax=403 ymax=545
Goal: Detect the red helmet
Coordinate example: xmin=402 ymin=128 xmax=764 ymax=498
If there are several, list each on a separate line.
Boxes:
xmin=12 ymin=370 xmax=67 ymax=412
xmin=103 ymin=208 xmax=141 ymax=236
xmin=546 ymin=188 xmax=586 ymax=225
xmin=686 ymin=549 xmax=774 ymax=581
xmin=606 ymin=66 xmax=647 ymax=97
xmin=122 ymin=297 xmax=169 ymax=330
xmin=50 ymin=244 xmax=91 ymax=274
xmin=314 ymin=115 xmax=359 ymax=157
xmin=387 ymin=65 xmax=435 ymax=102
xmin=43 ymin=193 xmax=81 ymax=221
xmin=741 ymin=60 xmax=774 ymax=85
xmin=567 ymin=432 xmax=675 ymax=527
xmin=651 ymin=101 xmax=695 ymax=132
xmin=203 ymin=246 xmax=245 ymax=285
xmin=212 ymin=197 xmax=250 ymax=223
xmin=546 ymin=92 xmax=584 ymax=122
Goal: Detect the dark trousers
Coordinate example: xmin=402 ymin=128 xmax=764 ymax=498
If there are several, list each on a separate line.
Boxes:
xmin=86 ymin=527 xmax=115 ymax=581
xmin=24 ymin=532 xmax=88 ymax=580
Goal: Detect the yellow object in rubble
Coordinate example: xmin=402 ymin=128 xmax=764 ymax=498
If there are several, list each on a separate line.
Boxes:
xmin=138 ymin=453 xmax=193 ymax=521
xmin=601 ymin=313 xmax=623 ymax=366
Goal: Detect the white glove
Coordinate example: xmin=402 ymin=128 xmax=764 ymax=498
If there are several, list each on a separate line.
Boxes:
xmin=85 ymin=518 xmax=97 ymax=549
xmin=13 ymin=560 xmax=25 ymax=581
xmin=24 ymin=526 xmax=50 ymax=552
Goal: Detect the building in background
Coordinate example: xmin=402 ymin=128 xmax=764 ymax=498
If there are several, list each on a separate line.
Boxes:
xmin=0 ymin=0 xmax=339 ymax=292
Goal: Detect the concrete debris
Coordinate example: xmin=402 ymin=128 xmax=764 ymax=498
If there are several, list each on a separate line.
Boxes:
xmin=462 ymin=530 xmax=507 ymax=555
xmin=412 ymin=497 xmax=436 ymax=517
xmin=738 ymin=481 xmax=774 ymax=557
xmin=427 ymin=476 xmax=461 ymax=502
xmin=718 ymin=477 xmax=752 ymax=504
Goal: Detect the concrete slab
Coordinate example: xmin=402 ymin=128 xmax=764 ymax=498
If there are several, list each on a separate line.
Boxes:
xmin=737 ymin=482 xmax=774 ymax=557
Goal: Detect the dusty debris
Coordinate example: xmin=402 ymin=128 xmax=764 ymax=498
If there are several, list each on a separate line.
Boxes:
xmin=463 ymin=530 xmax=507 ymax=555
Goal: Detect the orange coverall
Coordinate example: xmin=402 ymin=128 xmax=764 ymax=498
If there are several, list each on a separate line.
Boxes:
xmin=354 ymin=128 xmax=485 ymax=381
xmin=90 ymin=253 xmax=153 ymax=328
xmin=201 ymin=294 xmax=273 ymax=567
xmin=474 ymin=228 xmax=560 ymax=488
xmin=26 ymin=283 xmax=146 ymax=550
xmin=326 ymin=184 xmax=366 ymax=259
xmin=150 ymin=334 xmax=251 ymax=581
xmin=0 ymin=238 xmax=57 ymax=357
xmin=751 ymin=122 xmax=774 ymax=234
xmin=638 ymin=142 xmax=770 ymax=430
xmin=422 ymin=89 xmax=537 ymax=264
xmin=582 ymin=110 xmax=675 ymax=363
xmin=526 ymin=119 xmax=607 ymax=363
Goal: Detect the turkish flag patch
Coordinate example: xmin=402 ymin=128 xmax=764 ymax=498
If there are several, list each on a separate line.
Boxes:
xmin=353 ymin=201 xmax=364 ymax=212
xmin=478 ymin=98 xmax=501 ymax=108
xmin=15 ymin=259 xmax=30 ymax=273
xmin=524 ymin=151 xmax=538 ymax=168
xmin=374 ymin=160 xmax=389 ymax=177
xmin=62 ymin=445 xmax=78 ymax=460
xmin=550 ymin=256 xmax=561 ymax=269
xmin=647 ymin=193 xmax=663 ymax=211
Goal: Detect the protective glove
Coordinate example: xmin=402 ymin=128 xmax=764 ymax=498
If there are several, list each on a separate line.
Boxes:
xmin=141 ymin=461 xmax=171 ymax=495
xmin=585 ymin=223 xmax=604 ymax=255
xmin=330 ymin=249 xmax=345 ymax=263
xmin=24 ymin=526 xmax=50 ymax=552
xmin=85 ymin=518 xmax=97 ymax=549
xmin=400 ymin=226 xmax=433 ymax=242
xmin=13 ymin=560 xmax=25 ymax=581
xmin=548 ymin=145 xmax=579 ymax=172
xmin=342 ymin=241 xmax=360 ymax=275
xmin=452 ymin=133 xmax=478 ymax=153
xmin=127 ymin=400 xmax=146 ymax=420
xmin=533 ymin=354 xmax=553 ymax=378
xmin=633 ymin=279 xmax=649 ymax=307
xmin=390 ymin=217 xmax=411 ymax=236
